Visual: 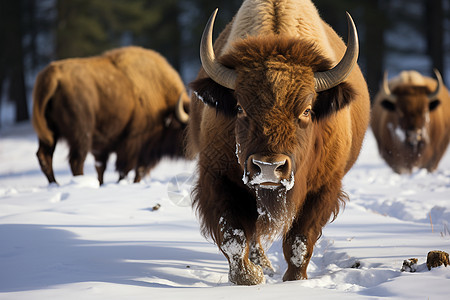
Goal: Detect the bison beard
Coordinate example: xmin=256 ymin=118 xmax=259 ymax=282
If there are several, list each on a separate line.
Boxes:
xmin=254 ymin=187 xmax=297 ymax=243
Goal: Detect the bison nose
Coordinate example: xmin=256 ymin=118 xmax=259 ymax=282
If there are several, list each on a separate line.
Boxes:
xmin=406 ymin=129 xmax=425 ymax=146
xmin=246 ymin=154 xmax=293 ymax=187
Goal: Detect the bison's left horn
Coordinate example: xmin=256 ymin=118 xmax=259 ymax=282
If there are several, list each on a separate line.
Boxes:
xmin=381 ymin=71 xmax=397 ymax=102
xmin=428 ymin=68 xmax=443 ymax=101
xmin=314 ymin=12 xmax=359 ymax=92
xmin=200 ymin=8 xmax=237 ymax=90
xmin=175 ymin=94 xmax=189 ymax=124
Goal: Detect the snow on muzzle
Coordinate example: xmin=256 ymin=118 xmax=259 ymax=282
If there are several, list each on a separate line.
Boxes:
xmin=243 ymin=153 xmax=295 ymax=190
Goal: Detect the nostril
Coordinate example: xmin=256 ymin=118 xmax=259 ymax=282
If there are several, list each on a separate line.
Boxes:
xmin=275 ymin=160 xmax=288 ymax=174
xmin=250 ymin=160 xmax=262 ymax=175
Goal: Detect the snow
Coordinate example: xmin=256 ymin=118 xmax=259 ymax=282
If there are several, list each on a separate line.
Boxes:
xmin=290 ymin=236 xmax=307 ymax=268
xmin=1 ymin=122 xmax=449 ymax=300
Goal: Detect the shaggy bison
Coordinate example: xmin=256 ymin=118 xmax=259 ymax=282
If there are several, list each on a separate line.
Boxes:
xmin=32 ymin=46 xmax=189 ymax=185
xmin=187 ymin=0 xmax=370 ymax=285
xmin=371 ymin=69 xmax=450 ymax=174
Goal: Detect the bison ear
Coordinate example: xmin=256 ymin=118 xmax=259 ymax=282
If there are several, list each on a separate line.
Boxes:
xmin=312 ymin=82 xmax=356 ymax=121
xmin=189 ymin=77 xmax=237 ymax=117
xmin=381 ymin=99 xmax=396 ymax=111
xmin=429 ymin=99 xmax=441 ymax=111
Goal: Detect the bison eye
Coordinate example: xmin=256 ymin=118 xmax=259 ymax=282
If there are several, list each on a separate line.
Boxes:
xmin=299 ymin=105 xmax=312 ymax=119
xmin=236 ymin=105 xmax=246 ymax=116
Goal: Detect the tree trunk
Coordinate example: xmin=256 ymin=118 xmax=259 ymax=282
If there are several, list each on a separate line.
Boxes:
xmin=2 ymin=0 xmax=29 ymax=123
xmin=10 ymin=66 xmax=28 ymax=122
xmin=9 ymin=0 xmax=29 ymax=122
xmin=363 ymin=0 xmax=388 ymax=101
xmin=426 ymin=0 xmax=444 ymax=80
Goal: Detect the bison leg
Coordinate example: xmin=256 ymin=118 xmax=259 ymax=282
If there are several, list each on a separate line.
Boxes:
xmin=68 ymin=146 xmax=88 ymax=177
xmin=115 ymin=141 xmax=140 ymax=183
xmin=249 ymin=237 xmax=275 ymax=276
xmin=134 ymin=147 xmax=162 ymax=183
xmin=67 ymin=131 xmax=91 ymax=177
xmin=116 ymin=160 xmax=133 ymax=183
xmin=282 ymin=232 xmax=313 ymax=281
xmin=282 ymin=185 xmax=346 ymax=281
xmin=93 ymin=153 xmax=109 ymax=185
xmin=219 ymin=218 xmax=265 ymax=285
xmin=36 ymin=139 xmax=57 ymax=184
xmin=134 ymin=166 xmax=151 ymax=183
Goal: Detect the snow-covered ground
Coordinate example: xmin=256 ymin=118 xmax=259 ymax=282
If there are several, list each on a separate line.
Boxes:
xmin=0 ymin=122 xmax=449 ymax=299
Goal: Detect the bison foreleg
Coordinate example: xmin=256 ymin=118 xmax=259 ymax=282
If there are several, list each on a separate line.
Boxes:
xmin=93 ymin=152 xmax=109 ymax=185
xmin=219 ymin=218 xmax=264 ymax=285
xmin=134 ymin=164 xmax=153 ymax=183
xmin=282 ymin=183 xmax=345 ymax=281
xmin=249 ymin=238 xmax=275 ymax=276
xmin=282 ymin=233 xmax=312 ymax=281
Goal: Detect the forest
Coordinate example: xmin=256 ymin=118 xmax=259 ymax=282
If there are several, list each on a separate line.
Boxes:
xmin=0 ymin=0 xmax=449 ymax=126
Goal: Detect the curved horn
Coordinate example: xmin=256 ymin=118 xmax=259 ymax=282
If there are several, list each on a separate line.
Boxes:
xmin=175 ymin=94 xmax=189 ymax=124
xmin=314 ymin=12 xmax=359 ymax=92
xmin=381 ymin=71 xmax=397 ymax=102
xmin=200 ymin=8 xmax=237 ymax=90
xmin=428 ymin=68 xmax=443 ymax=101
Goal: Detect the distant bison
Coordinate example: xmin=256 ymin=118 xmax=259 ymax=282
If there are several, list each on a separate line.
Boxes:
xmin=187 ymin=0 xmax=370 ymax=285
xmin=371 ymin=69 xmax=450 ymax=174
xmin=32 ymin=46 xmax=189 ymax=185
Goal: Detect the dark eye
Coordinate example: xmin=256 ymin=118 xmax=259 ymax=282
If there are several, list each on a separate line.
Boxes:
xmin=302 ymin=108 xmax=311 ymax=117
xmin=236 ymin=105 xmax=245 ymax=115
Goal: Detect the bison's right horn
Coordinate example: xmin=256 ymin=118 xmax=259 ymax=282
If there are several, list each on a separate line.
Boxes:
xmin=200 ymin=8 xmax=237 ymax=90
xmin=175 ymin=94 xmax=189 ymax=124
xmin=314 ymin=12 xmax=359 ymax=92
xmin=428 ymin=68 xmax=443 ymax=101
xmin=381 ymin=71 xmax=397 ymax=102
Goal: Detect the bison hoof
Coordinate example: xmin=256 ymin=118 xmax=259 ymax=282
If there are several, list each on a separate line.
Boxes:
xmin=426 ymin=250 xmax=449 ymax=270
xmin=249 ymin=249 xmax=275 ymax=276
xmin=229 ymin=261 xmax=265 ymax=285
xmin=260 ymin=262 xmax=276 ymax=277
xmin=282 ymin=268 xmax=307 ymax=281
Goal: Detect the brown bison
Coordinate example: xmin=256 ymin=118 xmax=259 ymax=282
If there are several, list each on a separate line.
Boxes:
xmin=32 ymin=46 xmax=189 ymax=185
xmin=187 ymin=0 xmax=370 ymax=285
xmin=371 ymin=69 xmax=450 ymax=174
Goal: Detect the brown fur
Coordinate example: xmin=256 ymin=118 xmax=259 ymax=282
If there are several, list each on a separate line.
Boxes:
xmin=371 ymin=71 xmax=450 ymax=174
xmin=32 ymin=46 xmax=189 ymax=185
xmin=188 ymin=0 xmax=370 ymax=285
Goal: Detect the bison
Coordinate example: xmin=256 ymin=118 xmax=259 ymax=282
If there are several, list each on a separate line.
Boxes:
xmin=32 ymin=46 xmax=189 ymax=185
xmin=187 ymin=0 xmax=370 ymax=285
xmin=371 ymin=69 xmax=450 ymax=174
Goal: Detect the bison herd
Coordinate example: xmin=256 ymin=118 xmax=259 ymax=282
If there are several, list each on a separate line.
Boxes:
xmin=31 ymin=0 xmax=449 ymax=286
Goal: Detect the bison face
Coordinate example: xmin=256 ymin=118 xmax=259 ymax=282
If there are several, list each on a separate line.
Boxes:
xmin=191 ymin=9 xmax=358 ymax=193
xmin=192 ymin=44 xmax=356 ymax=193
xmin=380 ymin=70 xmax=443 ymax=151
xmin=232 ymin=65 xmax=315 ymax=191
xmin=382 ymin=87 xmax=441 ymax=151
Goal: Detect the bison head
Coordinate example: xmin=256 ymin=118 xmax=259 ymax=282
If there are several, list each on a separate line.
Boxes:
xmin=191 ymin=9 xmax=358 ymax=194
xmin=380 ymin=70 xmax=442 ymax=150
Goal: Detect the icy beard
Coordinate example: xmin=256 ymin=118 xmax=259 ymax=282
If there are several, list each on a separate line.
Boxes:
xmin=238 ymin=146 xmax=297 ymax=241
xmin=252 ymin=186 xmax=297 ymax=243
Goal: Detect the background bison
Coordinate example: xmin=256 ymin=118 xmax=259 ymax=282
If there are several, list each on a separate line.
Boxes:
xmin=371 ymin=69 xmax=450 ymax=174
xmin=32 ymin=46 xmax=189 ymax=185
xmin=188 ymin=0 xmax=370 ymax=285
